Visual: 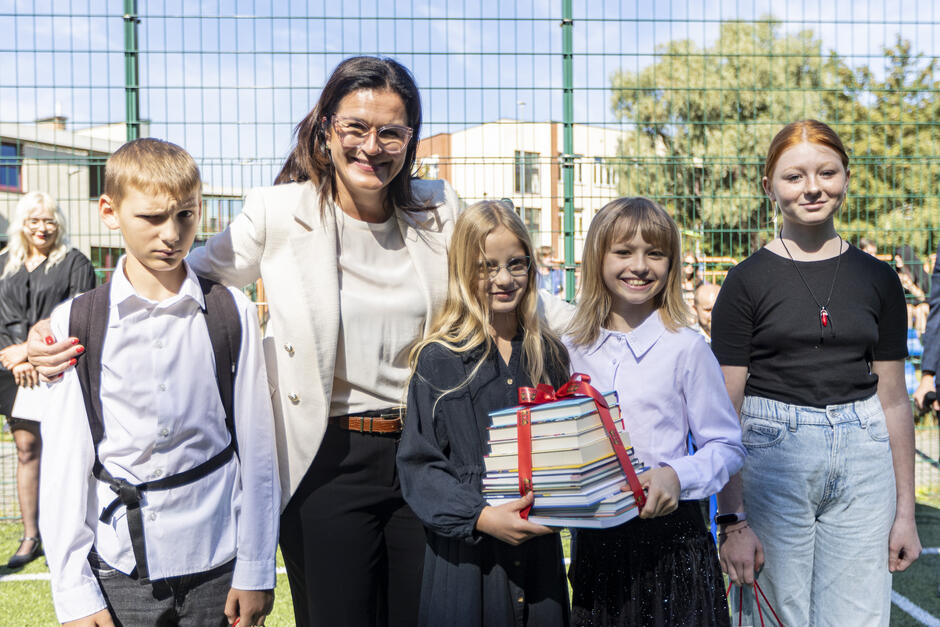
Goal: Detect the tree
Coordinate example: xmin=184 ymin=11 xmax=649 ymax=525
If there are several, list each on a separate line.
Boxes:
xmin=610 ymin=20 xmax=939 ymax=259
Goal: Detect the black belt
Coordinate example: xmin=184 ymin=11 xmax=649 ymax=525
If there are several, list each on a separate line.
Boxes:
xmin=96 ymin=444 xmax=236 ymax=584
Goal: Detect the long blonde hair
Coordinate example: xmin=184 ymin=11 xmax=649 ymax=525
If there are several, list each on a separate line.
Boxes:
xmin=568 ymin=197 xmax=690 ymax=347
xmin=409 ymin=200 xmax=567 ymax=404
xmin=2 ymin=191 xmax=71 ymax=278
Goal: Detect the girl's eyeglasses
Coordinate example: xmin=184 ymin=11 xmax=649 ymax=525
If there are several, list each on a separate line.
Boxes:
xmin=329 ymin=115 xmax=414 ymax=155
xmin=480 ymin=256 xmax=531 ymax=279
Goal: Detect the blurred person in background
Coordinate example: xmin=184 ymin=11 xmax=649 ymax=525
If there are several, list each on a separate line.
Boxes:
xmin=693 ymin=282 xmax=720 ymax=342
xmin=537 ymin=245 xmax=564 ymax=296
xmin=894 ymin=245 xmax=930 ymax=336
xmin=859 ymin=237 xmax=879 ymax=258
xmin=0 ymin=191 xmax=95 ymax=568
xmin=915 ymin=240 xmax=940 ymax=414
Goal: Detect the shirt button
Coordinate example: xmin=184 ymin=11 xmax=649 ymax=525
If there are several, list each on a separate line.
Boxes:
xmin=153 ymin=339 xmax=163 ymax=349
xmin=283 ymin=343 xmax=294 ymax=355
xmin=287 ymin=393 xmax=300 ymax=404
xmin=158 ymin=383 xmax=167 ymax=392
xmin=151 ymin=469 xmax=163 ymax=478
xmin=506 ymin=378 xmax=513 ymax=385
xmin=517 ymin=595 xmax=525 ymax=604
xmin=149 ymin=513 xmax=157 ymax=522
xmin=159 ymin=428 xmax=169 ymax=437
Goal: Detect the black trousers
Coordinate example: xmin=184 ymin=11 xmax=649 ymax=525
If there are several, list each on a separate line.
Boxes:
xmin=280 ymin=425 xmax=426 ymax=627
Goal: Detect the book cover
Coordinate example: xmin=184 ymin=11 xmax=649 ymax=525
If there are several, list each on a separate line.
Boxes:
xmin=487 ymin=408 xmax=624 ymax=442
xmin=483 ymin=436 xmax=617 ymax=473
xmin=487 ymin=391 xmax=619 ymax=428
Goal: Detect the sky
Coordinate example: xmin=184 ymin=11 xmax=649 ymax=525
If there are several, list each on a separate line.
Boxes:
xmin=0 ymin=0 xmax=936 ymax=188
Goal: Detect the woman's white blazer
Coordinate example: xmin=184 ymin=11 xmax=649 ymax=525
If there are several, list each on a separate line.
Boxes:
xmin=188 ymin=178 xmax=462 ymax=509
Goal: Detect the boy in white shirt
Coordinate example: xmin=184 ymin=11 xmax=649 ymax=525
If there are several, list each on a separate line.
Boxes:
xmin=39 ymin=138 xmax=278 ymax=627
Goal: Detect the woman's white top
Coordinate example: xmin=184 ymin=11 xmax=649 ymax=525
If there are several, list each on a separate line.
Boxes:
xmin=330 ymin=207 xmax=425 ymax=416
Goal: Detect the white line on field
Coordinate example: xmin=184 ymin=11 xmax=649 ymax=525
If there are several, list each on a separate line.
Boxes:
xmin=892 ymin=591 xmax=940 ymax=626
xmin=0 ymin=572 xmax=48 ymax=582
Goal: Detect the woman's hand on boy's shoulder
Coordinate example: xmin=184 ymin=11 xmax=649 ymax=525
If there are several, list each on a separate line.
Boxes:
xmin=636 ymin=465 xmax=680 ymax=519
xmin=27 ymin=318 xmax=83 ymax=381
xmin=225 ymin=588 xmax=275 ymax=626
xmin=63 ymin=609 xmax=116 ymax=627
xmin=475 ymin=492 xmax=555 ymax=546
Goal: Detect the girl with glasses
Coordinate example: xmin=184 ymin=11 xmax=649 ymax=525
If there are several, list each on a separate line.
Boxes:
xmin=398 ymin=200 xmax=570 ymax=626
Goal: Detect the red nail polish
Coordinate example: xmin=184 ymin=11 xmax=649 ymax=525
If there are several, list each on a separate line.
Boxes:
xmin=69 ymin=358 xmax=77 ymax=366
xmin=70 ymin=338 xmax=79 ymax=345
xmin=75 ymin=346 xmax=85 ymax=354
xmin=44 ymin=336 xmax=54 ymax=345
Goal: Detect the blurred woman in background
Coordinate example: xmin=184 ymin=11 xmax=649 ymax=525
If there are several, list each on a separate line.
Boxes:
xmin=0 ymin=191 xmax=95 ymax=568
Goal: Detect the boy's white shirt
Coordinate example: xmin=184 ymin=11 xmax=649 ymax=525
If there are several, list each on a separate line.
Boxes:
xmin=40 ymin=257 xmax=279 ymax=624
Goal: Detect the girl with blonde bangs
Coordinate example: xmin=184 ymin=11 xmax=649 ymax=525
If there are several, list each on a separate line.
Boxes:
xmin=398 ymin=200 xmax=570 ymax=626
xmin=568 ymin=197 xmax=689 ymax=348
xmin=564 ymin=196 xmax=743 ymax=626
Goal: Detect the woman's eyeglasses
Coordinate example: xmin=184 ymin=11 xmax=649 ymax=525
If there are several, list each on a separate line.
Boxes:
xmin=330 ymin=115 xmax=414 ymax=155
xmin=25 ymin=218 xmax=58 ymax=229
xmin=480 ymin=256 xmax=531 ymax=279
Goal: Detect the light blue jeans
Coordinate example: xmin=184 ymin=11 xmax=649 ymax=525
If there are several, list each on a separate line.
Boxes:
xmin=732 ymin=394 xmax=896 ymax=627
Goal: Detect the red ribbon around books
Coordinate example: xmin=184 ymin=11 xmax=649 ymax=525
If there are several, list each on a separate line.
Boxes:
xmin=514 ymin=373 xmax=646 ymax=519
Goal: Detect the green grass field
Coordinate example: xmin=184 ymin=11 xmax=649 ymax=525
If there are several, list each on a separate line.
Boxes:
xmin=0 ymin=515 xmax=937 ymax=626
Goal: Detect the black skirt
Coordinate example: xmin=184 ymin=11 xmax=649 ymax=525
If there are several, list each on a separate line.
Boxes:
xmin=569 ymin=501 xmax=730 ymax=627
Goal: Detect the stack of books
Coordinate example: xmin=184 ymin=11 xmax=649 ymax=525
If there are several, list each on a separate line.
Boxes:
xmin=481 ymin=391 xmax=647 ymax=528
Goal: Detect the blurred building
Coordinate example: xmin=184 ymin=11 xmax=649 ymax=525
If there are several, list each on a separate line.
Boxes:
xmin=417 ymin=120 xmax=635 ymax=260
xmin=0 ymin=118 xmax=242 ymax=275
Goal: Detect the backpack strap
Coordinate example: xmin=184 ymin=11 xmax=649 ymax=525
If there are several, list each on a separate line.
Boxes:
xmin=68 ymin=278 xmax=243 ymax=583
xmin=198 ymin=277 xmax=241 ymax=456
xmin=69 ymin=285 xmax=111 ymax=457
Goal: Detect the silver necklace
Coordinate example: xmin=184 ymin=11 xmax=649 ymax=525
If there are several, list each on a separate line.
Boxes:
xmin=779 ymin=235 xmax=843 ymax=342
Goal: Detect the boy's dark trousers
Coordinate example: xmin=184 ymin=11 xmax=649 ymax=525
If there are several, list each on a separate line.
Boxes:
xmin=89 ymin=548 xmax=234 ymax=627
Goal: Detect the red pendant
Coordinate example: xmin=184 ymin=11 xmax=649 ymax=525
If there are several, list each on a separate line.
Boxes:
xmin=820 ymin=308 xmax=829 ymax=327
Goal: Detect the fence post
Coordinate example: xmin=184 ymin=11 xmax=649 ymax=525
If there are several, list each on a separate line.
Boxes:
xmin=561 ymin=0 xmax=575 ymax=301
xmin=123 ymin=0 xmax=140 ymax=141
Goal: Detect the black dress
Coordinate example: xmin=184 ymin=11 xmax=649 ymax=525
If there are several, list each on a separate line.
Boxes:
xmin=0 ymin=249 xmax=96 ymax=417
xmin=398 ymin=338 xmax=570 ymax=627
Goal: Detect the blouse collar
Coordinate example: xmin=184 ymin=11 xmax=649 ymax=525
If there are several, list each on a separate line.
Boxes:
xmin=588 ymin=310 xmax=667 ymax=360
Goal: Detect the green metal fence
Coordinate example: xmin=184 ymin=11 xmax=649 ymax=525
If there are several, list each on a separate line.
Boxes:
xmin=1 ymin=1 xmax=938 ymax=517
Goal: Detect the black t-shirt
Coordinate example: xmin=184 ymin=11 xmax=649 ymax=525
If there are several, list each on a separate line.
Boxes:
xmin=711 ymin=245 xmax=907 ymax=407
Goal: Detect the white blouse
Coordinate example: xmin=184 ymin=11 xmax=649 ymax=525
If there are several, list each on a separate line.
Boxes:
xmin=329 ymin=207 xmax=426 ymax=416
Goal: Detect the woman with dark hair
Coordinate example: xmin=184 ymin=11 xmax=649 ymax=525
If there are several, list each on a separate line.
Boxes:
xmin=29 ymin=56 xmax=457 ymax=626
xmin=0 ymin=191 xmax=95 ymax=569
xmin=191 ymin=56 xmax=460 ymax=627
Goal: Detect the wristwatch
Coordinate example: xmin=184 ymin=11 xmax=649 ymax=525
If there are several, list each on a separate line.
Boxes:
xmin=715 ymin=512 xmax=747 ymax=526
